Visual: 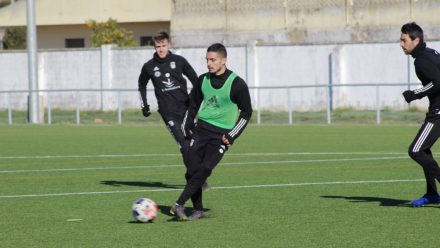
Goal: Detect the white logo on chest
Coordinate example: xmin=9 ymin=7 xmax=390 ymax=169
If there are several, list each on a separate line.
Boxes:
xmin=162 ymin=72 xmax=175 ymax=88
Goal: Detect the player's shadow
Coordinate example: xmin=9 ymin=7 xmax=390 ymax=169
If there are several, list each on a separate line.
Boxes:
xmin=321 ymin=195 xmax=412 ymax=207
xmin=101 ymin=180 xmax=183 ymax=189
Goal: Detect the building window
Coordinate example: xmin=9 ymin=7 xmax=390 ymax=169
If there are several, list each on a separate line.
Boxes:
xmin=140 ymin=36 xmax=153 ymax=46
xmin=65 ymin=38 xmax=85 ymax=48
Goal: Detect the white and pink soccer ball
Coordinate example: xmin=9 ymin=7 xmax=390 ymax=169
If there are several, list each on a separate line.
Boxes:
xmin=131 ymin=198 xmax=158 ymax=223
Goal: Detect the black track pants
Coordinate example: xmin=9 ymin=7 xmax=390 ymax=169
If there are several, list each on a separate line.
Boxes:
xmin=177 ymin=126 xmax=227 ymax=210
xmin=163 ymin=115 xmax=190 ymax=163
xmin=408 ymin=119 xmax=440 ymax=195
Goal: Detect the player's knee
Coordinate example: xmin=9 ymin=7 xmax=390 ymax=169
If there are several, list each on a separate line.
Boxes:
xmin=186 ymin=167 xmax=211 ymax=183
xmin=408 ymin=148 xmax=416 ymax=159
xmin=185 ymin=172 xmax=191 ymax=181
xmin=185 ymin=166 xmax=199 ymax=181
xmin=183 ymin=152 xmax=198 ymax=169
xmin=200 ymin=166 xmax=212 ymax=178
xmin=408 ymin=147 xmax=423 ymax=161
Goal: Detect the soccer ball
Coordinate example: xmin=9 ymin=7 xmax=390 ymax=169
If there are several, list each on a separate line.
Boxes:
xmin=131 ymin=198 xmax=158 ymax=223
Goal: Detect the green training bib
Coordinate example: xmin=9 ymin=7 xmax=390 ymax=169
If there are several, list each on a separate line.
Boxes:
xmin=198 ymin=72 xmax=239 ymax=129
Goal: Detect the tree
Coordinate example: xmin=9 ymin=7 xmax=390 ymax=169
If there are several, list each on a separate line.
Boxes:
xmin=0 ymin=0 xmax=11 ymax=9
xmin=3 ymin=26 xmax=26 ymax=50
xmin=86 ymin=18 xmax=137 ymax=47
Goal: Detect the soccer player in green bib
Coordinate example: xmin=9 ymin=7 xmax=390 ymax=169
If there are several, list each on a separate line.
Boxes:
xmin=170 ymin=43 xmax=253 ymax=220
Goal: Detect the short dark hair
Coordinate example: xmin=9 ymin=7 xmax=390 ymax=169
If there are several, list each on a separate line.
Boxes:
xmin=153 ymin=31 xmax=170 ymax=43
xmin=401 ymin=22 xmax=424 ymax=43
xmin=207 ymin=43 xmax=227 ymax=58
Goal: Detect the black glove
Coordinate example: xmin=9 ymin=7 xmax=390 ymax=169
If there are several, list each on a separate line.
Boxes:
xmin=402 ymin=90 xmax=417 ymax=103
xmin=183 ymin=122 xmax=194 ymax=139
xmin=141 ymin=105 xmax=151 ymax=117
xmin=222 ymin=134 xmax=235 ymax=147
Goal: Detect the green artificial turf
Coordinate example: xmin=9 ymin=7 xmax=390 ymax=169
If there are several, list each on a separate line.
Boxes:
xmin=0 ymin=124 xmax=439 ymax=247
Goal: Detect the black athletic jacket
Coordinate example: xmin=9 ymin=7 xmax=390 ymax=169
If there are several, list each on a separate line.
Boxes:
xmin=183 ymin=69 xmax=253 ymax=143
xmin=138 ymin=52 xmax=198 ymax=117
xmin=411 ymin=42 xmax=440 ymax=113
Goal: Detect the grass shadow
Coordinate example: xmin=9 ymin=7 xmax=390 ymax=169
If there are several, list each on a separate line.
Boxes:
xmin=321 ymin=195 xmax=411 ymax=207
xmin=101 ymin=180 xmax=183 ymax=189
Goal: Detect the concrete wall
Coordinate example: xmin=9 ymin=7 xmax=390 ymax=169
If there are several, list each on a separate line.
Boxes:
xmin=171 ymin=0 xmax=440 ymax=47
xmin=2 ymin=41 xmax=440 ymax=112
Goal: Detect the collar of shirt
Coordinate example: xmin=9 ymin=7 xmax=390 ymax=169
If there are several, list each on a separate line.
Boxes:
xmin=209 ymin=68 xmax=231 ymax=80
xmin=153 ymin=51 xmax=172 ymax=63
xmin=411 ymin=42 xmax=426 ymax=58
xmin=208 ymin=69 xmax=232 ymax=89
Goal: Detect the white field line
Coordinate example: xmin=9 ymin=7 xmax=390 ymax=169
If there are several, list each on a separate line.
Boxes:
xmin=0 ymin=156 xmax=409 ymax=174
xmin=0 ymin=152 xmax=408 ymax=160
xmin=0 ymin=154 xmax=179 ymax=160
xmin=0 ymin=178 xmax=424 ymax=199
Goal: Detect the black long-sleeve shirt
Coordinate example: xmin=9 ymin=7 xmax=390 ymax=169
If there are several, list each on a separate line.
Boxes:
xmin=411 ymin=42 xmax=440 ymax=112
xmin=138 ymin=52 xmax=198 ymax=117
xmin=184 ymin=69 xmax=252 ymax=142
